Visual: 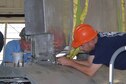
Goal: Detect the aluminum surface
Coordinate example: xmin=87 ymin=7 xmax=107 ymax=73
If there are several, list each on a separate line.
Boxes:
xmin=1 ymin=63 xmax=126 ymax=84
xmin=31 ymin=33 xmax=55 ymax=63
xmin=24 ymin=0 xmax=73 ymax=54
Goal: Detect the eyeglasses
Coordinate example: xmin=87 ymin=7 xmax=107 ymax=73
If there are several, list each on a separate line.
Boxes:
xmin=24 ymin=35 xmax=31 ymax=42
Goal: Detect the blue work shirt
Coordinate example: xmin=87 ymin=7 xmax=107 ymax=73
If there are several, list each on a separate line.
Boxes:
xmin=3 ymin=40 xmax=32 ymax=63
xmin=90 ymin=32 xmax=126 ymax=70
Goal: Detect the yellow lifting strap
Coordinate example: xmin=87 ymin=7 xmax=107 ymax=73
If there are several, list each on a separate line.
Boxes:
xmin=80 ymin=0 xmax=89 ymax=24
xmin=121 ymin=0 xmax=126 ymax=31
xmin=67 ymin=0 xmax=89 ymax=59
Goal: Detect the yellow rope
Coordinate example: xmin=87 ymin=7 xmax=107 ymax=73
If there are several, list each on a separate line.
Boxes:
xmin=80 ymin=0 xmax=89 ymax=23
xmin=121 ymin=0 xmax=126 ymax=31
xmin=73 ymin=0 xmax=78 ymax=28
xmin=67 ymin=0 xmax=89 ymax=59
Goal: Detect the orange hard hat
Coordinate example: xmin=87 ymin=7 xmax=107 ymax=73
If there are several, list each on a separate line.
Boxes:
xmin=72 ymin=24 xmax=98 ymax=48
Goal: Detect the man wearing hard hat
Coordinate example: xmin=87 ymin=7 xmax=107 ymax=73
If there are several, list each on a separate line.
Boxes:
xmin=3 ymin=28 xmax=32 ymax=64
xmin=58 ymin=24 xmax=126 ymax=76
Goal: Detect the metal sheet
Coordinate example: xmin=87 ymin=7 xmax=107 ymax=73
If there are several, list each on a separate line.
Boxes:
xmin=24 ymin=0 xmax=73 ymax=54
xmin=24 ymin=0 xmax=45 ymax=34
xmin=2 ymin=64 xmax=126 ymax=84
xmin=31 ymin=33 xmax=55 ymax=63
xmin=84 ymin=0 xmax=118 ymax=31
xmin=24 ymin=0 xmax=73 ymax=45
xmin=44 ymin=0 xmax=73 ymax=48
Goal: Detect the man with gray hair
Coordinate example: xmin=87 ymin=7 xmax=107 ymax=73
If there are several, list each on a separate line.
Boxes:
xmin=3 ymin=28 xmax=32 ymax=63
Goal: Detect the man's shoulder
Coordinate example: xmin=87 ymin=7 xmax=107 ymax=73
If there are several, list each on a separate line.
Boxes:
xmin=7 ymin=40 xmax=20 ymax=45
xmin=98 ymin=32 xmax=126 ymax=38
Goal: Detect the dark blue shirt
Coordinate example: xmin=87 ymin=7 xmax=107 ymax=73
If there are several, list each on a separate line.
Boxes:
xmin=90 ymin=32 xmax=126 ymax=70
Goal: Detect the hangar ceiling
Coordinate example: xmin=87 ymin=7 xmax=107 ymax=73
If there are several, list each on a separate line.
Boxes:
xmin=0 ymin=0 xmax=24 ymax=22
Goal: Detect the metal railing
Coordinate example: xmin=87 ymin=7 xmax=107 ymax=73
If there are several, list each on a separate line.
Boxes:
xmin=109 ymin=46 xmax=126 ymax=84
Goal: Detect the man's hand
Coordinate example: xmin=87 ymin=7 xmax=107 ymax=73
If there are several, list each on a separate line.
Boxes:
xmin=57 ymin=56 xmax=102 ymax=76
xmin=57 ymin=57 xmax=74 ymax=66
